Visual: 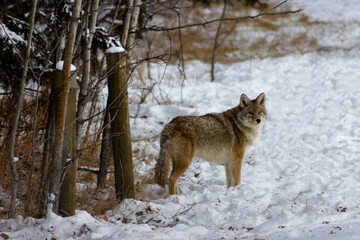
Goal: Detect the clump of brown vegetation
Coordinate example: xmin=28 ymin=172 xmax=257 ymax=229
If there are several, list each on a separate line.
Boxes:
xmin=137 ymin=0 xmax=318 ymax=66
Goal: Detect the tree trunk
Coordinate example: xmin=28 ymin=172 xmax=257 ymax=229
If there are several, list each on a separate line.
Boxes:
xmin=97 ymin=104 xmax=111 ymax=189
xmin=211 ymin=0 xmax=227 ymax=82
xmin=38 ymin=84 xmax=56 ymax=216
xmin=24 ymin=61 xmax=41 ymax=215
xmin=76 ymin=0 xmax=99 ymax=151
xmin=125 ymin=0 xmax=141 ymax=53
xmin=7 ymin=0 xmax=37 ymax=218
xmin=106 ymin=51 xmax=135 ymax=200
xmin=58 ymin=70 xmax=77 ymax=217
xmin=48 ymin=0 xmax=82 ymax=214
xmin=121 ymin=0 xmax=134 ymax=46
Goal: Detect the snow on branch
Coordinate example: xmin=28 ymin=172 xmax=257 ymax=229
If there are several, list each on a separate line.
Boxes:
xmin=0 ymin=23 xmax=27 ymax=44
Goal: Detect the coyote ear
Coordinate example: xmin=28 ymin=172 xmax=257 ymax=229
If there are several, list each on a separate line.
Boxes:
xmin=256 ymin=92 xmax=266 ymax=106
xmin=240 ymin=94 xmax=250 ymax=108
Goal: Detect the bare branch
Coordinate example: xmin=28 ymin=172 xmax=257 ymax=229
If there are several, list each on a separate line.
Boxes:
xmin=211 ymin=0 xmax=227 ymax=82
xmin=133 ymin=3 xmax=301 ymax=34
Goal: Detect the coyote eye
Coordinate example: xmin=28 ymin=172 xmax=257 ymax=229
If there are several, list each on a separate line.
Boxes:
xmin=248 ymin=112 xmax=254 ymax=115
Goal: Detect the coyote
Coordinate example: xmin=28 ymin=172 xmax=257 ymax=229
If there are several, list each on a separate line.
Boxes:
xmin=155 ymin=93 xmax=267 ymax=194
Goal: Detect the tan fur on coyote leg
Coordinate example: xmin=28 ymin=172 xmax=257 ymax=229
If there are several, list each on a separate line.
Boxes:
xmin=168 ymin=136 xmax=195 ymax=195
xmin=225 ymin=163 xmax=232 ymax=187
xmin=230 ymin=150 xmax=245 ymax=186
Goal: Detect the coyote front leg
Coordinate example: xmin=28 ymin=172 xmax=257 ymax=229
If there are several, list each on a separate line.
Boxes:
xmin=225 ymin=163 xmax=233 ymax=187
xmin=229 ymin=149 xmax=245 ymax=187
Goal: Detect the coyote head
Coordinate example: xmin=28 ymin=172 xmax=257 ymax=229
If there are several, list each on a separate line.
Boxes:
xmin=238 ymin=92 xmax=267 ymax=128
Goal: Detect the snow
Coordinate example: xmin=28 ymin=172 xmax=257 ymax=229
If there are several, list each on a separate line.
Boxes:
xmin=291 ymin=0 xmax=360 ymax=22
xmin=105 ymin=45 xmax=126 ymax=54
xmin=0 ymin=23 xmax=27 ymax=55
xmin=55 ymin=61 xmax=76 ymax=71
xmin=0 ymin=23 xmax=26 ymax=43
xmin=2 ymin=1 xmax=360 ymax=239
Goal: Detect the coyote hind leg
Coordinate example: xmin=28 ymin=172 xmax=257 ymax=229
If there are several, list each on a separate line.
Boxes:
xmin=168 ymin=138 xmax=195 ymax=195
xmin=169 ymin=156 xmax=193 ymax=195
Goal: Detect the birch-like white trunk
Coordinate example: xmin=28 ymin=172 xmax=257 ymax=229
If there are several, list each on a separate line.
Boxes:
xmin=76 ymin=0 xmax=99 ymax=150
xmin=126 ymin=0 xmax=141 ymax=54
xmin=121 ymin=0 xmax=134 ymax=46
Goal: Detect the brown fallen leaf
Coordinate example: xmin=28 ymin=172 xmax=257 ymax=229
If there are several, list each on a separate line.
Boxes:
xmin=0 ymin=233 xmax=10 ymax=240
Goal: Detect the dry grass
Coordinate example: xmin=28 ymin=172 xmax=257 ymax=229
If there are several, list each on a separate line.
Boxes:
xmin=76 ymin=184 xmax=118 ymax=216
xmin=137 ymin=0 xmax=319 ymax=65
xmin=0 ymin=87 xmax=51 ymax=218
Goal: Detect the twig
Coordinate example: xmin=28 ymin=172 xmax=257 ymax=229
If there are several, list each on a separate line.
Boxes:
xmin=211 ymin=0 xmax=227 ymax=82
xmin=133 ymin=2 xmax=301 ymax=34
xmin=77 ymin=166 xmax=100 ymax=174
xmin=173 ymin=203 xmax=196 ymax=218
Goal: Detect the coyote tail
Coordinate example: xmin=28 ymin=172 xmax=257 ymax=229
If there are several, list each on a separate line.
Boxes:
xmin=155 ymin=134 xmax=171 ymax=187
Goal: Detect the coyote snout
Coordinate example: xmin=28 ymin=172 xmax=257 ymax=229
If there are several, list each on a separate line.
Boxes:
xmin=155 ymin=93 xmax=267 ymax=195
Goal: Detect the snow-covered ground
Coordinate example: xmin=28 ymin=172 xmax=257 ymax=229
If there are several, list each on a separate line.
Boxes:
xmin=291 ymin=0 xmax=360 ymax=22
xmin=2 ymin=1 xmax=360 ymax=239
